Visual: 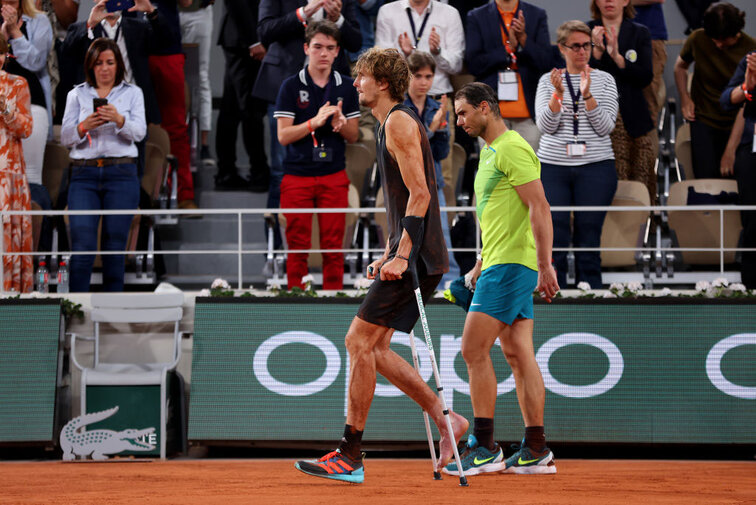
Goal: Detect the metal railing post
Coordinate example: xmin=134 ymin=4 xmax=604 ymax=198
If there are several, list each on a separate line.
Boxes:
xmin=720 ymin=209 xmax=725 ymax=275
xmin=238 ymin=212 xmax=243 ymax=290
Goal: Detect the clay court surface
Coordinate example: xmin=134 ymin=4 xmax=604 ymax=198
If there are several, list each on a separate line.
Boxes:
xmin=2 ymin=459 xmax=756 ymax=505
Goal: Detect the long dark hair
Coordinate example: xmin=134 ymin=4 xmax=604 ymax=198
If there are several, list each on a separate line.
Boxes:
xmin=84 ymin=38 xmax=126 ymax=88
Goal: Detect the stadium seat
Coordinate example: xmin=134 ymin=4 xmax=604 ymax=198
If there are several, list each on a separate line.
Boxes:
xmin=600 ymin=180 xmax=651 ymax=268
xmin=70 ymin=292 xmax=186 ymax=459
xmin=345 ymin=143 xmax=374 ymax=198
xmin=668 ymin=179 xmax=741 ymax=265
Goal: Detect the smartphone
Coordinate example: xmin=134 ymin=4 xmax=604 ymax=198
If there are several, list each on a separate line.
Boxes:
xmin=105 ymin=0 xmax=135 ymax=12
xmin=93 ymin=98 xmax=108 ymax=112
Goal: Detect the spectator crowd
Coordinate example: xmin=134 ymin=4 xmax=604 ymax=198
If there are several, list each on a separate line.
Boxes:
xmin=0 ymin=0 xmax=754 ymax=292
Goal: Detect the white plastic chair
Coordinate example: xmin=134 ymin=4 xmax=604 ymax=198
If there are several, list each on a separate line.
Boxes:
xmin=70 ymin=292 xmax=185 ymax=459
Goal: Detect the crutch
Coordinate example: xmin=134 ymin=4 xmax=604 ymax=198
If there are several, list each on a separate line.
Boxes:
xmin=402 ymin=216 xmax=469 ymax=487
xmin=408 ymin=329 xmax=441 ymax=480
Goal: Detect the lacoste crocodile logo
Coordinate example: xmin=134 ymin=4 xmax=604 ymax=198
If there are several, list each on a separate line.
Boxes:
xmin=60 ymin=406 xmax=156 ymax=460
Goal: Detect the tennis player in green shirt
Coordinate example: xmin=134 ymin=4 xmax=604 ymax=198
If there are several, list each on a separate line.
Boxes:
xmin=445 ymin=82 xmax=560 ymax=477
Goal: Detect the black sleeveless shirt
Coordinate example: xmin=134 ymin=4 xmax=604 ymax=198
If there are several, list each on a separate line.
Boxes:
xmin=377 ymin=103 xmax=448 ymax=276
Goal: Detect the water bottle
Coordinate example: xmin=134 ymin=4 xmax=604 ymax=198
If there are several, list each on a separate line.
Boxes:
xmin=36 ymin=260 xmax=49 ymax=294
xmin=57 ymin=261 xmax=69 ymax=294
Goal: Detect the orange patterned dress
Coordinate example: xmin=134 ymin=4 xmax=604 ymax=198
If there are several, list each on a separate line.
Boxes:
xmin=0 ymin=70 xmax=34 ymax=293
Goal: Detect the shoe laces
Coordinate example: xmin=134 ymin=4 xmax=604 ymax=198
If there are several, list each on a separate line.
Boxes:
xmin=318 ymin=450 xmax=341 ymax=462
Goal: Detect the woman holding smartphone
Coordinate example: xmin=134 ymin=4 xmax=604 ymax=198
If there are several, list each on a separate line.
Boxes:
xmin=61 ymin=37 xmax=145 ymax=292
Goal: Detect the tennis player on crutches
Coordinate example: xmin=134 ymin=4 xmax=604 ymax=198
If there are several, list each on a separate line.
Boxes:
xmin=444 ymin=82 xmax=559 ymax=477
xmin=295 ymin=47 xmax=468 ymax=485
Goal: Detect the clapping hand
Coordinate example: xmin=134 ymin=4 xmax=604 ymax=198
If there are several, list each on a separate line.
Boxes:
xmin=580 ymin=66 xmax=592 ymax=98
xmin=510 ymin=10 xmax=527 ymax=49
xmin=1 ymin=3 xmax=23 ymax=40
xmin=745 ymin=52 xmax=756 ymax=92
xmin=398 ymin=32 xmax=414 ymax=56
xmin=429 ymin=26 xmax=441 ymax=55
xmin=591 ymin=26 xmax=605 ymax=59
xmin=429 ymin=95 xmax=447 ymax=132
xmin=311 ymin=100 xmax=339 ymax=129
xmin=323 ymin=0 xmax=342 ymax=22
xmin=331 ymin=100 xmax=347 ymax=133
xmin=303 ymin=0 xmax=326 ymax=18
xmin=550 ymin=68 xmax=565 ymax=97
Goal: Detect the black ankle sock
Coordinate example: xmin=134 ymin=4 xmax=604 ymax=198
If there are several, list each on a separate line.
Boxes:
xmin=473 ymin=417 xmax=495 ymax=451
xmin=524 ymin=426 xmax=546 ymax=453
xmin=337 ymin=424 xmax=363 ymax=461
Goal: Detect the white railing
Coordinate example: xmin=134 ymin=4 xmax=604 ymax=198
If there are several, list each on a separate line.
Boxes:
xmin=2 ymin=204 xmax=755 ymax=291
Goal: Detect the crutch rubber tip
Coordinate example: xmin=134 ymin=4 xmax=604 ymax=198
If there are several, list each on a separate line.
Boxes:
xmin=459 ymin=476 xmax=469 ymax=487
xmin=433 ymin=471 xmax=442 ymax=480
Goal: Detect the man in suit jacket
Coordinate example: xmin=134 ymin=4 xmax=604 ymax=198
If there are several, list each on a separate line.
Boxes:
xmin=253 ymin=0 xmax=361 ymax=239
xmin=61 ymin=0 xmax=170 ymax=126
xmin=215 ymin=0 xmax=270 ymax=191
xmin=465 ymin=0 xmax=552 ymax=150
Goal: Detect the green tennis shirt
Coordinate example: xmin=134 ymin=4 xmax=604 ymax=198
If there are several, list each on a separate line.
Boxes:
xmin=475 ymin=130 xmax=540 ymax=272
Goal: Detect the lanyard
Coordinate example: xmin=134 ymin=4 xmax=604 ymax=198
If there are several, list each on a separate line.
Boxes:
xmin=405 ymin=7 xmax=431 ymax=48
xmin=497 ymin=11 xmax=518 ymax=70
xmin=310 ymin=76 xmax=334 ymax=148
xmin=565 ymin=74 xmax=582 ymax=139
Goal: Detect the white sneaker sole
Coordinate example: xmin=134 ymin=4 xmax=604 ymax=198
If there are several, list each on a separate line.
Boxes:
xmin=443 ymin=461 xmax=507 ymax=476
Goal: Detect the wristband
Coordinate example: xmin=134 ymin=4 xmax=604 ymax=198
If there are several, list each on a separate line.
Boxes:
xmin=552 ymin=92 xmax=563 ymax=105
xmin=582 ymin=93 xmax=593 ymax=100
xmin=296 ymin=6 xmax=307 ymax=26
xmin=743 ymin=82 xmax=753 ymax=102
xmin=306 ymin=119 xmax=314 ymax=133
xmin=78 ymin=122 xmax=87 ymax=136
xmin=395 ymin=254 xmax=409 ymax=262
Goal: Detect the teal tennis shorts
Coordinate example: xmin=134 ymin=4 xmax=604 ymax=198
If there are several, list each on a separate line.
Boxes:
xmin=469 ymin=263 xmax=538 ymax=325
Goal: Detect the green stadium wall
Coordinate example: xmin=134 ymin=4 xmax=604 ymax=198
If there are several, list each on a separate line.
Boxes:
xmin=188 ymin=298 xmax=756 ymax=444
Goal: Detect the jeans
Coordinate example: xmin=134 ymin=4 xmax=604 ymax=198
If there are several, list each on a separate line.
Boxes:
xmin=28 ymin=183 xmax=53 ymax=252
xmin=68 ymin=164 xmax=140 ymax=292
xmin=541 ymin=160 xmax=617 ymax=288
xmin=266 ymin=102 xmax=286 ymax=249
xmin=438 ymin=188 xmax=461 ymax=286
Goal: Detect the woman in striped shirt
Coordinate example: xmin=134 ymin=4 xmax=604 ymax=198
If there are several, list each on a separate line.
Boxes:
xmin=535 ymin=20 xmax=619 ymax=288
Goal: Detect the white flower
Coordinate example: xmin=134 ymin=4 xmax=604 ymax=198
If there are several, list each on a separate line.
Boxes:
xmin=627 ymin=281 xmax=643 ymax=293
xmin=211 ymin=278 xmax=231 ymax=290
xmin=268 ymin=279 xmax=283 ymax=290
xmin=712 ymin=277 xmax=729 ymax=288
xmin=602 ymin=292 xmax=617 ymax=298
xmin=301 ymin=274 xmax=315 ymax=285
xmin=695 ymin=281 xmax=710 ymax=292
xmin=30 ymin=291 xmax=42 ymax=298
xmin=577 ymin=282 xmax=591 ymax=292
xmin=658 ymin=287 xmax=673 ymax=297
xmin=730 ymin=283 xmax=747 ymax=292
xmin=354 ymin=276 xmax=373 ymax=290
xmin=198 ymin=289 xmax=211 ymax=297
xmin=609 ymin=282 xmax=625 ymax=292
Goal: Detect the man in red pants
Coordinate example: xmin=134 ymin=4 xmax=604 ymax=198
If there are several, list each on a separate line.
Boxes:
xmin=148 ymin=0 xmax=197 ymax=210
xmin=273 ymin=20 xmax=360 ymax=290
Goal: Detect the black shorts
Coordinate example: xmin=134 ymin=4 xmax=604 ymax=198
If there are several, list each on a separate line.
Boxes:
xmin=357 ymin=262 xmax=442 ymax=333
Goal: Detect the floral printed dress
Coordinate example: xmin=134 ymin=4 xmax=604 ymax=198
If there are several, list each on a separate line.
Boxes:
xmin=0 ymin=70 xmax=34 ymax=293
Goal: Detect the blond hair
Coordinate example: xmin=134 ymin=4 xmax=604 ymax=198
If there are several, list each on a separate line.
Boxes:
xmin=556 ymin=20 xmax=592 ymax=46
xmin=354 ymin=47 xmax=410 ymax=102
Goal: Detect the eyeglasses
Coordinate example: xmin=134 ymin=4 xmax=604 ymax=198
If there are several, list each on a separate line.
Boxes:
xmin=562 ymin=42 xmax=594 ymax=53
